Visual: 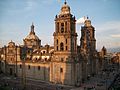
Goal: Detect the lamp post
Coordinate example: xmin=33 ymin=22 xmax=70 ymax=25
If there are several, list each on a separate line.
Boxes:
xmin=22 ymin=58 xmax=26 ymax=90
xmin=15 ymin=45 xmax=18 ymax=77
xmin=0 ymin=56 xmax=2 ymax=73
xmin=103 ymin=69 xmax=109 ymax=90
xmin=20 ymin=46 xmax=27 ymax=90
xmin=0 ymin=56 xmax=1 ymax=73
xmin=118 ymin=56 xmax=120 ymax=70
xmin=4 ymin=45 xmax=7 ymax=74
xmin=105 ymin=71 xmax=107 ymax=90
xmin=0 ymin=54 xmax=3 ymax=73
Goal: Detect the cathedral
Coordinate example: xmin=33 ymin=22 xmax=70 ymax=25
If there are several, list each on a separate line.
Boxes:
xmin=0 ymin=1 xmax=103 ymax=86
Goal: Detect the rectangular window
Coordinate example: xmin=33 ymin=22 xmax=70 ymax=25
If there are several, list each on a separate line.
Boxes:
xmin=38 ymin=66 xmax=40 ymax=70
xmin=66 ymin=46 xmax=67 ymax=50
xmin=28 ymin=65 xmax=30 ymax=69
xmin=66 ymin=39 xmax=67 ymax=44
xmin=20 ymin=64 xmax=22 ymax=69
xmin=60 ymin=43 xmax=64 ymax=51
xmin=28 ymin=50 xmax=30 ymax=54
xmin=60 ymin=68 xmax=63 ymax=73
xmin=57 ymin=46 xmax=58 ymax=51
xmin=61 ymin=58 xmax=64 ymax=62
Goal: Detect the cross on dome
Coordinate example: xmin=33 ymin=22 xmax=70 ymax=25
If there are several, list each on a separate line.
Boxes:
xmin=64 ymin=0 xmax=67 ymax=4
xmin=30 ymin=22 xmax=35 ymax=35
xmin=60 ymin=0 xmax=71 ymax=15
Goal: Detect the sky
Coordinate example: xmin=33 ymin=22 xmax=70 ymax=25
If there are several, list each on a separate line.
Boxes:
xmin=0 ymin=0 xmax=120 ymax=51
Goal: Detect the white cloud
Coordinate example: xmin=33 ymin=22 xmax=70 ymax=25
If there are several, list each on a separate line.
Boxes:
xmin=76 ymin=16 xmax=87 ymax=24
xmin=111 ymin=34 xmax=120 ymax=38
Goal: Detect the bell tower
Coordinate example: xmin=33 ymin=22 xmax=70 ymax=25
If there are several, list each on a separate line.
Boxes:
xmin=80 ymin=17 xmax=96 ymax=53
xmin=80 ymin=17 xmax=97 ymax=80
xmin=50 ymin=1 xmax=79 ymax=86
xmin=53 ymin=1 xmax=77 ymax=56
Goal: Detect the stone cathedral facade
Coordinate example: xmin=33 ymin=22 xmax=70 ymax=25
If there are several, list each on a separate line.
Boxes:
xmin=51 ymin=1 xmax=80 ymax=85
xmin=0 ymin=1 xmax=101 ymax=86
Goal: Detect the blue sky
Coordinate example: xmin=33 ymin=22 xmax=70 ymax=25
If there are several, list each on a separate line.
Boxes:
xmin=0 ymin=0 xmax=120 ymax=51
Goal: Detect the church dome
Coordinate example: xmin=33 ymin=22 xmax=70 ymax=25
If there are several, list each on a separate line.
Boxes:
xmin=24 ymin=23 xmax=40 ymax=41
xmin=25 ymin=34 xmax=39 ymax=40
xmin=60 ymin=1 xmax=71 ymax=15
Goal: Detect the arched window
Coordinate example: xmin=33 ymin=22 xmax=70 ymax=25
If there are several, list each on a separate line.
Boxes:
xmin=60 ymin=68 xmax=63 ymax=73
xmin=65 ymin=22 xmax=67 ymax=32
xmin=57 ymin=39 xmax=58 ymax=45
xmin=60 ymin=42 xmax=64 ymax=51
xmin=66 ymin=39 xmax=67 ymax=44
xmin=43 ymin=51 xmax=45 ymax=54
xmin=45 ymin=58 xmax=47 ymax=61
xmin=57 ymin=46 xmax=58 ymax=51
xmin=61 ymin=23 xmax=64 ymax=33
xmin=56 ymin=22 xmax=59 ymax=32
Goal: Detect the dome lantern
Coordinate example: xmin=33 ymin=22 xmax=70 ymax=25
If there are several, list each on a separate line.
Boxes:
xmin=30 ymin=22 xmax=35 ymax=35
xmin=59 ymin=0 xmax=71 ymax=15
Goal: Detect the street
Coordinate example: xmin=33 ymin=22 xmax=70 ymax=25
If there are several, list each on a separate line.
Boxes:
xmin=0 ymin=74 xmax=73 ymax=90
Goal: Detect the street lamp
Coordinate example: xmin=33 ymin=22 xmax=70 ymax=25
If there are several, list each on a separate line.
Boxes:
xmin=22 ymin=58 xmax=26 ymax=90
xmin=4 ymin=45 xmax=7 ymax=74
xmin=0 ymin=55 xmax=2 ymax=73
xmin=20 ymin=46 xmax=27 ymax=90
xmin=0 ymin=54 xmax=4 ymax=73
xmin=15 ymin=45 xmax=18 ymax=77
xmin=103 ymin=69 xmax=109 ymax=90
